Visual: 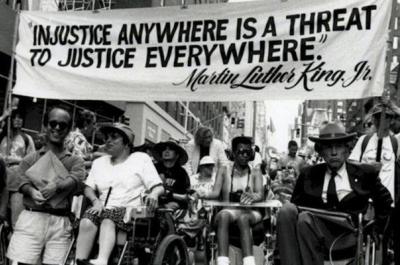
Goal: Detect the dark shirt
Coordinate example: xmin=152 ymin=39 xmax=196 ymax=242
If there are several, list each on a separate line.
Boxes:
xmin=18 ymin=147 xmax=85 ymax=211
xmin=155 ymin=162 xmax=190 ymax=207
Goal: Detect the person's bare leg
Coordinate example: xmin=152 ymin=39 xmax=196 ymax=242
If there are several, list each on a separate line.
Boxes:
xmin=90 ymin=219 xmax=116 ymax=265
xmin=75 ymin=218 xmax=98 ymax=260
xmin=216 ymin=211 xmax=231 ymax=265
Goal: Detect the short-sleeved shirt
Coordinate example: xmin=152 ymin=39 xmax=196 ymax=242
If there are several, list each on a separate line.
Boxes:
xmin=189 ymin=173 xmax=215 ymax=195
xmin=86 ymin=152 xmax=162 ymax=209
xmin=18 ymin=148 xmax=85 ymax=211
xmin=349 ymin=134 xmax=396 ymax=202
xmin=155 ymin=163 xmax=190 ymax=194
xmin=0 ymin=133 xmax=35 ymax=162
xmin=0 ymin=134 xmax=36 ymax=191
xmin=155 ymin=163 xmax=190 ymax=207
xmin=64 ymin=128 xmax=93 ymax=159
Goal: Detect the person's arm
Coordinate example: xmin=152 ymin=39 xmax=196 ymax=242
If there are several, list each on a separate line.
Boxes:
xmin=145 ymin=184 xmax=164 ymax=211
xmin=202 ymin=166 xmax=226 ymax=199
xmin=241 ymin=168 xmax=264 ymax=204
xmin=40 ymin=156 xmax=85 ymax=199
xmin=84 ymin=185 xmax=104 ymax=215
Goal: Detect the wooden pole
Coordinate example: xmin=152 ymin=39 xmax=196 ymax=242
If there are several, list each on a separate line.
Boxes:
xmin=376 ymin=0 xmax=397 ymax=161
xmin=4 ymin=3 xmax=20 ymax=158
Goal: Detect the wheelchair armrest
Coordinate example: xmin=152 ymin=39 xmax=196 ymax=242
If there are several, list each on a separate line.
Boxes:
xmin=156 ymin=208 xmax=175 ymax=214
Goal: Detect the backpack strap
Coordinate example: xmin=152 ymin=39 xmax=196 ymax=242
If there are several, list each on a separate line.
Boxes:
xmin=361 ymin=133 xmax=399 ymax=161
xmin=389 ymin=135 xmax=398 ymax=159
xmin=360 ymin=134 xmax=373 ymax=162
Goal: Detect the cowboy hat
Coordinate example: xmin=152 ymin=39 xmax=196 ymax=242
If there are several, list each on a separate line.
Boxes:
xmin=308 ymin=122 xmax=356 ymax=143
xmin=153 ymin=140 xmax=188 ymax=165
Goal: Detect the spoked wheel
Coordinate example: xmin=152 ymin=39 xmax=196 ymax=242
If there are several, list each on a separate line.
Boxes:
xmin=0 ymin=224 xmax=9 ymax=265
xmin=152 ymin=235 xmax=189 ymax=265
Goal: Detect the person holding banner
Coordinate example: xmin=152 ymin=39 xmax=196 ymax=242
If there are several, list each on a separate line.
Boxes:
xmin=276 ymin=122 xmax=392 ymax=265
xmin=7 ymin=106 xmax=85 ymax=265
xmin=349 ymin=102 xmax=399 ymax=203
xmin=74 ymin=123 xmax=164 ymax=265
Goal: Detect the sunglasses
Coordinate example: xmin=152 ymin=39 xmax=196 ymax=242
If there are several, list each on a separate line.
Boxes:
xmin=236 ymin=149 xmax=252 ymax=157
xmin=48 ymin=120 xmax=69 ymax=131
xmin=364 ymin=121 xmax=373 ymax=129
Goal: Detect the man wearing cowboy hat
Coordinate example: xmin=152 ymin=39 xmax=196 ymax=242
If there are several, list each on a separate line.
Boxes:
xmin=276 ymin=122 xmax=392 ymax=265
xmin=153 ymin=140 xmax=191 ymax=211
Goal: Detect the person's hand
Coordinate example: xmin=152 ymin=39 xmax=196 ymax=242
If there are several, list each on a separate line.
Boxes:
xmin=87 ymin=199 xmax=104 ymax=216
xmin=30 ymin=189 xmax=46 ymax=205
xmin=369 ymin=161 xmax=382 ymax=172
xmin=197 ymin=190 xmax=207 ymax=199
xmin=240 ymin=192 xmax=255 ymax=205
xmin=40 ymin=182 xmax=58 ymax=200
xmin=145 ymin=193 xmax=158 ymax=211
xmin=387 ymin=100 xmax=400 ymax=116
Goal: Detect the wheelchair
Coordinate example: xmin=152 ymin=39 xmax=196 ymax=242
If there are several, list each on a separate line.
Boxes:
xmin=296 ymin=206 xmax=387 ymax=265
xmin=196 ymin=200 xmax=282 ymax=265
xmin=64 ymin=196 xmax=190 ymax=265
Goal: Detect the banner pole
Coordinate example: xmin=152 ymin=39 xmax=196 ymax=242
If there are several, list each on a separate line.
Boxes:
xmin=4 ymin=3 xmax=20 ymax=158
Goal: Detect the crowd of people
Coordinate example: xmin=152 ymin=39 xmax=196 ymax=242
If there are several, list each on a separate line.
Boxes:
xmin=0 ymin=99 xmax=397 ymax=265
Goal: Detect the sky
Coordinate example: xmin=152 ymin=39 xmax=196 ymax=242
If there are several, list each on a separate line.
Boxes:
xmin=265 ymin=100 xmax=303 ymax=153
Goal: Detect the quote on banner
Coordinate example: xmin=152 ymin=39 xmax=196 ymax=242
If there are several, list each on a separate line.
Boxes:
xmin=14 ymin=0 xmax=390 ymax=101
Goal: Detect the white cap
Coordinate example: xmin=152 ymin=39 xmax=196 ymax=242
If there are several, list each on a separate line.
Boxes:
xmin=199 ymin=156 xmax=215 ymax=166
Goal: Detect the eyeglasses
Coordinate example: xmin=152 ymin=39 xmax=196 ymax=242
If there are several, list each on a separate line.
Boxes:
xmin=236 ymin=149 xmax=252 ymax=157
xmin=48 ymin=120 xmax=69 ymax=131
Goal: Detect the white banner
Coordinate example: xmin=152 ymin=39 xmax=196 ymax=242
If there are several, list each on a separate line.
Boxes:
xmin=13 ymin=0 xmax=391 ymax=101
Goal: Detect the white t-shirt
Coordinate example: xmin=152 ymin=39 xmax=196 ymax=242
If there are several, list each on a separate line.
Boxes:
xmin=189 ymin=173 xmax=216 ymax=195
xmin=349 ymin=134 xmax=395 ymax=201
xmin=86 ymin=152 xmax=162 ymax=209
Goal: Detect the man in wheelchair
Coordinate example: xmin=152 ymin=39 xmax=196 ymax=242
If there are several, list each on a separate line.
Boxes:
xmin=276 ymin=122 xmax=393 ymax=265
xmin=215 ymin=136 xmax=264 ymax=265
xmin=74 ymin=123 xmax=164 ymax=265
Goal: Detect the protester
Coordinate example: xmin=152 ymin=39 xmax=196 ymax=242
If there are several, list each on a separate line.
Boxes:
xmin=278 ymin=140 xmax=305 ymax=177
xmin=65 ymin=109 xmax=94 ymax=161
xmin=0 ymin=110 xmax=35 ymax=228
xmin=349 ymin=103 xmax=398 ymax=202
xmin=74 ymin=123 xmax=163 ymax=265
xmin=276 ymin=122 xmax=392 ymax=265
xmin=7 ymin=106 xmax=85 ymax=265
xmin=178 ymin=156 xmax=223 ymax=243
xmin=215 ymin=136 xmax=264 ymax=265
xmin=184 ymin=126 xmax=229 ymax=177
xmin=153 ymin=140 xmax=190 ymax=211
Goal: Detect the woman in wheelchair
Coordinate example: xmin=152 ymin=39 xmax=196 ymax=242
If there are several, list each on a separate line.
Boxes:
xmin=74 ymin=123 xmax=164 ymax=265
xmin=215 ymin=136 xmax=264 ymax=265
xmin=152 ymin=140 xmax=191 ymax=212
xmin=178 ymin=156 xmax=223 ymax=240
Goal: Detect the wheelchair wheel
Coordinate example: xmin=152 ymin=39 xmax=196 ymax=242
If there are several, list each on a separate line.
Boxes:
xmin=152 ymin=234 xmax=189 ymax=265
xmin=0 ymin=224 xmax=9 ymax=265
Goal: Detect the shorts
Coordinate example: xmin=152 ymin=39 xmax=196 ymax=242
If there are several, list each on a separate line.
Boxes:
xmin=7 ymin=210 xmax=72 ymax=264
xmin=218 ymin=208 xmax=262 ymax=223
xmin=82 ymin=207 xmax=132 ymax=232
